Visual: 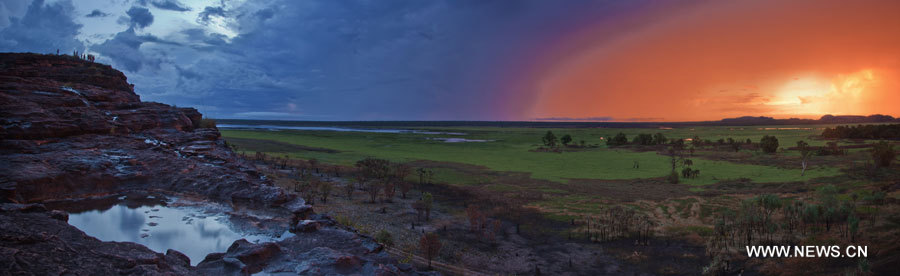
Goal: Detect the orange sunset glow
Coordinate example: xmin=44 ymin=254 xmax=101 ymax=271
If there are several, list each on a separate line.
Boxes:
xmin=529 ymin=0 xmax=900 ymax=122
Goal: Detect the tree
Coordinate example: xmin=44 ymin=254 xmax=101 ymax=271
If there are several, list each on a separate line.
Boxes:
xmin=366 ymin=181 xmax=381 ymax=203
xmin=871 ymin=140 xmax=896 ymax=168
xmin=383 ymin=180 xmax=396 ymax=202
xmin=667 ymin=171 xmax=679 ymax=184
xmin=416 ymin=168 xmax=434 ymax=190
xmin=671 ymin=139 xmax=686 ymax=150
xmin=393 ymin=164 xmax=413 ymax=198
xmin=422 ymin=192 xmax=434 ymax=221
xmin=653 ymin=133 xmax=667 ymax=145
xmin=796 ymin=141 xmax=814 ymax=176
xmin=606 ymin=133 xmax=628 ymax=146
xmin=666 ymin=148 xmax=683 ymax=173
xmin=756 ymin=194 xmax=782 ymax=242
xmin=633 ymin=133 xmax=654 ymax=145
xmin=681 ymin=167 xmax=692 ymax=179
xmin=730 ymin=142 xmax=741 ymax=152
xmin=343 ymin=181 xmax=355 ymax=200
xmin=666 ymin=145 xmax=684 ymax=184
xmin=466 ymin=205 xmax=484 ymax=233
xmin=542 ymin=131 xmax=558 ymax=148
xmin=356 ymin=157 xmax=391 ymax=203
xmin=419 ymin=232 xmax=442 ymax=270
xmin=817 ymin=185 xmax=839 ymax=232
xmin=319 ymin=181 xmax=333 ymax=203
xmin=412 ymin=201 xmax=425 ymax=221
xmin=303 ymin=179 xmax=318 ymax=205
xmin=760 ymin=135 xmax=779 ymax=153
xmin=308 ymin=158 xmax=319 ymax=174
xmin=560 ymin=134 xmax=573 ymax=146
xmin=863 ymin=191 xmax=886 ymax=219
xmin=489 ymin=219 xmax=502 ymax=243
xmin=691 ymin=135 xmax=702 ymax=147
xmin=398 ymin=180 xmax=412 ymax=199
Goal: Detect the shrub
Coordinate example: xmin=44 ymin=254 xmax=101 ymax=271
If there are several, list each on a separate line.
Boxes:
xmin=633 ymin=133 xmax=654 ymax=145
xmin=198 ymin=117 xmax=217 ymax=128
xmin=375 ymin=230 xmax=394 ymax=246
xmin=760 ymin=135 xmax=779 ymax=153
xmin=682 ymin=167 xmax=693 ymax=178
xmin=419 ymin=232 xmax=442 ymax=269
xmin=606 ymin=132 xmax=629 ymax=146
xmin=542 ymin=131 xmax=558 ymax=147
xmin=560 ymin=134 xmax=572 ymax=146
xmin=871 ymin=141 xmax=896 ymax=168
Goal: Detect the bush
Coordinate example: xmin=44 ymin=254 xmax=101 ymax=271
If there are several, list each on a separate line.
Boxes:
xmin=560 ymin=134 xmax=572 ymax=146
xmin=872 ymin=141 xmax=896 ymax=168
xmin=760 ymin=135 xmax=779 ymax=153
xmin=542 ymin=131 xmax=558 ymax=147
xmin=375 ymin=230 xmax=394 ymax=246
xmin=198 ymin=117 xmax=217 ymax=128
xmin=606 ymin=133 xmax=629 ymax=146
xmin=633 ymin=133 xmax=654 ymax=145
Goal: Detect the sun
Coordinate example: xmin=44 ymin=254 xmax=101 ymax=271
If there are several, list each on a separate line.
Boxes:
xmin=768 ymin=75 xmax=830 ymax=116
xmin=768 ymin=69 xmax=878 ymax=117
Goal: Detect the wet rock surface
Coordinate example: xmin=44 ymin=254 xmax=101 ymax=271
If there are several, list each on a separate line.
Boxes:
xmin=0 ymin=203 xmax=195 ymax=275
xmin=0 ymin=53 xmax=429 ymax=275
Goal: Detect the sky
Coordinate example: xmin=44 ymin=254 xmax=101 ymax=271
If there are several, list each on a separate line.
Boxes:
xmin=1 ymin=0 xmax=898 ymax=121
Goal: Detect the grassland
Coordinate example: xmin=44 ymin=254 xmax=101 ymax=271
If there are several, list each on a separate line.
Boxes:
xmin=221 ymin=125 xmax=846 ymax=185
xmin=227 ymin=123 xmax=899 ymax=275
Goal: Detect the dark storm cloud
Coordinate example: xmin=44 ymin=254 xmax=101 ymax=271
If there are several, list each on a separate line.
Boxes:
xmin=0 ymin=0 xmax=83 ymax=53
xmin=86 ymin=9 xmax=109 ymax=18
xmin=197 ymin=6 xmax=225 ymax=23
xmin=151 ymin=0 xmax=190 ymax=12
xmin=125 ymin=6 xmax=153 ymax=28
xmin=0 ymin=0 xmax=640 ymax=120
xmin=92 ymin=28 xmax=180 ymax=72
xmin=133 ymin=0 xmax=631 ymax=120
xmin=181 ymin=28 xmax=227 ymax=46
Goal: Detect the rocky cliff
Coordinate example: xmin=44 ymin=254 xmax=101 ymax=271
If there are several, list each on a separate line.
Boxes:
xmin=0 ymin=53 xmax=424 ymax=275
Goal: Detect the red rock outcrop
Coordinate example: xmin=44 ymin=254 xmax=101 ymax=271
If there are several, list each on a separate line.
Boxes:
xmin=0 ymin=53 xmax=289 ymax=206
xmin=0 ymin=53 xmax=431 ymax=275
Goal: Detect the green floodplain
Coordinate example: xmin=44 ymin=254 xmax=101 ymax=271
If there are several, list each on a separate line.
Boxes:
xmin=220 ymin=124 xmax=867 ymax=187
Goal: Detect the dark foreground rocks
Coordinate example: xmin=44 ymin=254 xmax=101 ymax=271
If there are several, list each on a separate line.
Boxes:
xmin=0 ymin=53 xmax=431 ymax=275
xmin=0 ymin=203 xmax=194 ymax=275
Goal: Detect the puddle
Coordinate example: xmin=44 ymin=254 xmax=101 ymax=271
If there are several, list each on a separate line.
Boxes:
xmin=426 ymin=137 xmax=494 ymax=143
xmin=62 ymin=198 xmax=293 ymax=265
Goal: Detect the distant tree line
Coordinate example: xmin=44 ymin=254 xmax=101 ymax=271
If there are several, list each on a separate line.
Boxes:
xmin=821 ymin=124 xmax=900 ymax=140
xmin=540 ymin=131 xmax=594 ymax=150
xmin=606 ymin=132 xmax=672 ymax=146
xmin=605 ymin=132 xmax=765 ymax=152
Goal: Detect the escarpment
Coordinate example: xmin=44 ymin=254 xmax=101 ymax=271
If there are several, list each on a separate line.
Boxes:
xmin=0 ymin=53 xmax=429 ymax=275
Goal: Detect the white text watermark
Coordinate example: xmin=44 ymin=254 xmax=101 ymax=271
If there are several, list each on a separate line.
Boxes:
xmin=745 ymin=245 xmax=867 ymax=258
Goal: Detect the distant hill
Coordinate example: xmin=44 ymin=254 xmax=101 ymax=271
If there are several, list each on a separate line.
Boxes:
xmin=718 ymin=115 xmax=899 ymax=126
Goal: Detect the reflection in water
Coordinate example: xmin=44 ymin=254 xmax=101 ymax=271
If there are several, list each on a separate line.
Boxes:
xmin=67 ymin=203 xmax=293 ymax=265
